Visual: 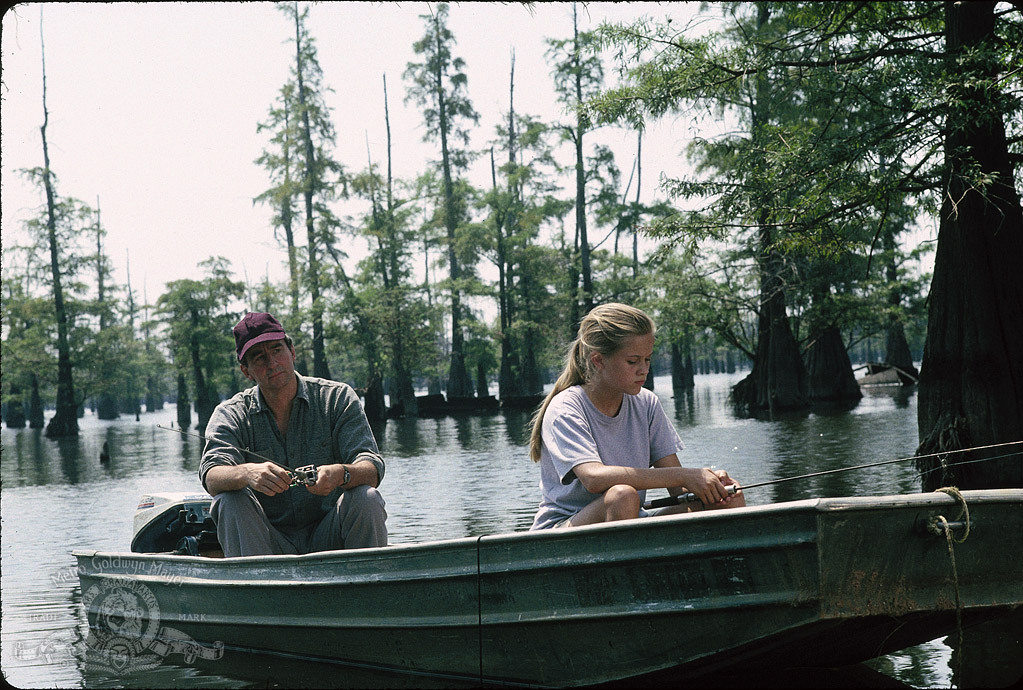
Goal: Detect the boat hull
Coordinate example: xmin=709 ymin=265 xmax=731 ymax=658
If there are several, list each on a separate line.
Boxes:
xmin=74 ymin=489 xmax=1023 ymax=687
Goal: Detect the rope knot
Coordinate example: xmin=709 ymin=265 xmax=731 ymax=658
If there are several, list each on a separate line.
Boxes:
xmin=927 ymin=486 xmax=971 ymax=543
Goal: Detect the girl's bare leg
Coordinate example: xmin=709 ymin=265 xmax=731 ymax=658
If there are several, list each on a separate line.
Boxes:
xmin=566 ymin=484 xmax=640 ymax=527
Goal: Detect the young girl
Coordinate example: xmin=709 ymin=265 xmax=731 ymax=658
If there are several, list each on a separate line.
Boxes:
xmin=529 ymin=303 xmax=745 ymax=529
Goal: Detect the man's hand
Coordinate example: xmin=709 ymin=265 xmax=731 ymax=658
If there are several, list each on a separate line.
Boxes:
xmin=304 ymin=461 xmax=378 ymax=496
xmin=305 ymin=463 xmax=344 ymax=496
xmin=244 ymin=461 xmax=293 ymax=496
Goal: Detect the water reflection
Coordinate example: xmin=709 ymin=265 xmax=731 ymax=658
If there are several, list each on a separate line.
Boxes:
xmin=500 ymin=409 xmax=532 ymax=448
xmin=379 ymin=417 xmax=423 ymax=457
xmin=768 ymin=412 xmax=866 ymax=502
xmin=671 ymin=387 xmax=697 ymax=426
xmin=865 ymin=384 xmax=916 ymax=409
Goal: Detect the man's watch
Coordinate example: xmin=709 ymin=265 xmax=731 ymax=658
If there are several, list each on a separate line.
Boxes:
xmin=340 ymin=464 xmax=351 ymax=488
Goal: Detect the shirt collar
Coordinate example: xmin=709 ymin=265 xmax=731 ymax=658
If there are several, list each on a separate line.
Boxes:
xmin=247 ymin=373 xmax=308 ymax=413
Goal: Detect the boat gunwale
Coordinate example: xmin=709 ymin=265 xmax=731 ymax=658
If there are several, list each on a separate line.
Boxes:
xmin=72 ymin=489 xmax=1023 ymax=568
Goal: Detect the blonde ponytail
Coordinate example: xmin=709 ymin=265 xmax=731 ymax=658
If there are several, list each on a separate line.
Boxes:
xmin=528 ymin=303 xmax=654 ymax=462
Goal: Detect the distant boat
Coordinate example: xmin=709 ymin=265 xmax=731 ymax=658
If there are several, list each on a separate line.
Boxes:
xmin=855 ymin=362 xmax=920 ymax=387
xmin=74 ymin=488 xmax=1022 ymax=686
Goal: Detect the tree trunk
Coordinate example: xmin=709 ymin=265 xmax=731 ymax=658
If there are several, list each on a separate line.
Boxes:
xmin=495 ymin=57 xmax=526 ymax=403
xmin=430 ymin=15 xmax=473 ymax=399
xmin=805 ymin=325 xmax=862 ymax=403
xmin=382 ymin=74 xmax=417 ymax=418
xmin=476 ymin=361 xmax=489 ymax=399
xmin=519 ymin=271 xmax=543 ymax=396
xmin=189 ymin=326 xmax=215 ymax=434
xmin=632 ymin=129 xmax=641 ymax=279
xmin=323 ymin=242 xmax=385 ymax=422
xmin=522 ymin=326 xmax=542 ymax=396
xmin=293 ymin=6 xmax=330 ymax=381
xmin=644 ymin=358 xmax=655 ymax=390
xmin=568 ymin=238 xmax=581 ymax=341
xmin=881 ymin=208 xmax=919 ymax=380
xmin=282 ymin=189 xmax=309 ymax=377
xmin=176 ymin=373 xmax=191 ymax=430
xmin=493 ymin=146 xmax=521 ymax=401
xmin=884 ymin=323 xmax=917 ymax=379
xmin=733 ymin=235 xmax=810 ymax=414
xmin=363 ymin=372 xmax=386 ymax=423
xmin=95 ymin=201 xmax=119 ymax=420
xmin=671 ymin=336 xmax=695 ymax=391
xmin=572 ymin=5 xmax=593 ymax=315
xmin=916 ymin=1 xmax=1023 ymax=489
xmin=498 ymin=65 xmax=515 ymax=401
xmin=146 ymin=376 xmax=163 ymax=412
xmin=97 ymin=395 xmax=119 ymax=420
xmin=279 ymin=86 xmax=308 ymax=377
xmin=39 ymin=27 xmax=77 ymax=438
xmin=28 ymin=374 xmax=44 ymax=428
xmin=6 ymin=383 xmax=27 ymax=428
xmin=731 ymin=3 xmax=808 ymax=417
xmin=391 ymin=360 xmax=418 ymax=418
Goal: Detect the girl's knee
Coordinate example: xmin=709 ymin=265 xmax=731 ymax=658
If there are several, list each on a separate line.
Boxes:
xmin=604 ymin=484 xmax=640 ymax=514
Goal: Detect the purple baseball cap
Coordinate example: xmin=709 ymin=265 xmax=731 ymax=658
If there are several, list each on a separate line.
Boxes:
xmin=234 ymin=312 xmax=287 ymax=362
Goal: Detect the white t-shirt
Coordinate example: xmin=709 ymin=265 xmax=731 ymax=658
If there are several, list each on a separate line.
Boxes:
xmin=530 ymin=385 xmax=685 ymax=530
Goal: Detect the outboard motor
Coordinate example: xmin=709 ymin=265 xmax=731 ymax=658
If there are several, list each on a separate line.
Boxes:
xmin=131 ymin=493 xmax=221 ymax=556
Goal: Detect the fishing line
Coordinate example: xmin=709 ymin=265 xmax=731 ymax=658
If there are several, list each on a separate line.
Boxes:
xmin=914 ymin=450 xmax=1023 ymax=481
xmin=734 ymin=440 xmax=1023 ymax=493
xmin=156 ymin=424 xmax=281 ymax=467
xmin=645 ymin=440 xmax=1023 ymax=508
xmin=156 ymin=424 xmax=318 ymax=486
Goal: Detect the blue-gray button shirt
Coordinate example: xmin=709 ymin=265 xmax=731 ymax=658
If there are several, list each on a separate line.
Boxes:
xmin=199 ymin=375 xmax=385 ymax=532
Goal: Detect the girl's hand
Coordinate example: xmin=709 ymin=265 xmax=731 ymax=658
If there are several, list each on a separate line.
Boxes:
xmin=681 ymin=467 xmax=731 ymax=506
xmin=714 ymin=470 xmax=746 ymax=507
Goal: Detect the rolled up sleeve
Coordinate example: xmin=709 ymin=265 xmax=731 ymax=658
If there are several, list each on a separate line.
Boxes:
xmin=199 ymin=405 xmax=248 ymax=493
xmin=330 ymin=385 xmax=385 ymax=485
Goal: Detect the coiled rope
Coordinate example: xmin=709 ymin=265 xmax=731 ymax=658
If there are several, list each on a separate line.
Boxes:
xmin=927 ymin=486 xmax=971 ymax=688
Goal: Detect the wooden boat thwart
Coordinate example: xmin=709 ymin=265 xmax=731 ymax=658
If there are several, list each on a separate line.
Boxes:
xmin=74 ymin=488 xmax=1023 ymax=687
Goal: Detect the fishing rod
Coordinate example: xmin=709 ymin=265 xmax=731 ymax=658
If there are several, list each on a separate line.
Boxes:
xmin=643 ymin=440 xmax=1023 ymax=509
xmin=156 ymin=424 xmax=318 ymax=487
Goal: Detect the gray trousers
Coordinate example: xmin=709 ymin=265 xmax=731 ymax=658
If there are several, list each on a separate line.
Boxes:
xmin=211 ymin=486 xmax=388 ymax=557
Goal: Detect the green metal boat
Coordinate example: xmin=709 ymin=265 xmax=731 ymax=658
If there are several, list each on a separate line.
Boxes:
xmin=74 ymin=488 xmax=1023 ymax=687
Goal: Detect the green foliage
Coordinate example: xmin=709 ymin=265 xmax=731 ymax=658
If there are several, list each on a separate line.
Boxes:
xmin=404 ymin=1 xmax=482 ymax=397
xmin=155 ymin=258 xmax=245 ymax=428
xmin=1 ymin=275 xmax=55 ymax=419
xmin=591 ymin=1 xmax=1022 ymax=254
xmin=547 ymin=8 xmax=605 ymax=133
xmin=403 ymin=2 xmax=480 ymax=168
xmin=587 ymin=2 xmax=979 ymax=381
xmin=2 ymin=190 xmax=172 ymax=421
xmin=14 ymin=2 xmax=991 ymax=414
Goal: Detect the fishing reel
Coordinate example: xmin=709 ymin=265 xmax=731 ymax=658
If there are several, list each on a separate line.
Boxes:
xmin=289 ymin=465 xmax=318 ymax=487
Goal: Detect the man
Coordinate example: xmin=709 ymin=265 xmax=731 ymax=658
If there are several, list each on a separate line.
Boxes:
xmin=199 ymin=312 xmax=387 ymax=556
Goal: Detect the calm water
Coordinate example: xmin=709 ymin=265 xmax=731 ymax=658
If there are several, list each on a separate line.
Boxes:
xmin=1 ymin=372 xmax=954 ymax=688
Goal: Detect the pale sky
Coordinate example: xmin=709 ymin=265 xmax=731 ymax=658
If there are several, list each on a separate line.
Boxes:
xmin=2 ymin=1 xmax=714 ymax=306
